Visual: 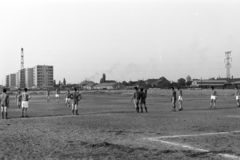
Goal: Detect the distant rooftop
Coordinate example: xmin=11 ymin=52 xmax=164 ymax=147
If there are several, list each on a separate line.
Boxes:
xmin=94 ymin=82 xmax=117 ymax=87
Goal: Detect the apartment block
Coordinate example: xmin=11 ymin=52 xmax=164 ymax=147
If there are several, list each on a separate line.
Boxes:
xmin=16 ymin=69 xmax=26 ymax=88
xmin=25 ymin=68 xmax=34 ymax=88
xmin=33 ymin=65 xmax=54 ymax=88
xmin=9 ymin=74 xmax=16 ymax=87
xmin=5 ymin=75 xmax=9 ymax=87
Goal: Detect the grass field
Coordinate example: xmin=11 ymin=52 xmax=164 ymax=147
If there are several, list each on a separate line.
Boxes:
xmin=1 ymin=89 xmax=240 ymax=160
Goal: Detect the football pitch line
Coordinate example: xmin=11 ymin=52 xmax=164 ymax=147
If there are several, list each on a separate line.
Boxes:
xmin=227 ymin=115 xmax=240 ymax=118
xmin=149 ymin=130 xmax=240 ymax=139
xmin=146 ymin=131 xmax=240 ymax=159
xmin=147 ymin=138 xmax=239 ymax=159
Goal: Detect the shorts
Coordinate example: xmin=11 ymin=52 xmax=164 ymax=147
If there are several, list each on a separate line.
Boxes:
xmin=1 ymin=106 xmax=7 ymax=112
xmin=72 ymin=100 xmax=79 ymax=105
xmin=55 ymin=94 xmax=59 ymax=98
xmin=140 ymin=99 xmax=146 ymax=104
xmin=236 ymin=96 xmax=239 ymax=100
xmin=178 ymin=96 xmax=183 ymax=101
xmin=211 ymin=95 xmax=217 ymax=100
xmin=22 ymin=101 xmax=29 ymax=109
xmin=65 ymin=98 xmax=70 ymax=102
xmin=72 ymin=103 xmax=79 ymax=110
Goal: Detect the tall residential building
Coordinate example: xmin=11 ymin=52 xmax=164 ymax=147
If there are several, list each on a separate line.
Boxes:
xmin=25 ymin=68 xmax=33 ymax=88
xmin=15 ymin=73 xmax=18 ymax=88
xmin=5 ymin=75 xmax=9 ymax=87
xmin=33 ymin=65 xmax=54 ymax=88
xmin=9 ymin=74 xmax=16 ymax=87
xmin=16 ymin=69 xmax=26 ymax=88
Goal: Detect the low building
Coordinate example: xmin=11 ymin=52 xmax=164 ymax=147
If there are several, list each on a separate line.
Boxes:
xmin=134 ymin=80 xmax=147 ymax=88
xmin=231 ymin=81 xmax=240 ymax=86
xmin=80 ymin=80 xmax=95 ymax=88
xmin=230 ymin=78 xmax=240 ymax=83
xmin=83 ymin=83 xmax=97 ymax=90
xmin=93 ymin=82 xmax=123 ymax=90
xmin=191 ymin=79 xmax=227 ymax=88
xmin=125 ymin=86 xmax=136 ymax=90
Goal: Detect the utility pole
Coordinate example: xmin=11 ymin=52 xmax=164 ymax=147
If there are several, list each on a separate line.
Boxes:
xmin=201 ymin=77 xmax=202 ymax=90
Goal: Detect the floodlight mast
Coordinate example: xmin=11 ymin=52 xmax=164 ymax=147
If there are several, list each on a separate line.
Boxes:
xmin=21 ymin=48 xmax=24 ymax=69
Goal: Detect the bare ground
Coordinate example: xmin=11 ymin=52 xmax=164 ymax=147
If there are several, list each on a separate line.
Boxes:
xmin=0 ymin=89 xmax=240 ymax=160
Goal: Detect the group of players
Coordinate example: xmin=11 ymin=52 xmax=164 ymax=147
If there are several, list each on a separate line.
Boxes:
xmin=64 ymin=88 xmax=82 ymax=115
xmin=130 ymin=86 xmax=183 ymax=112
xmin=130 ymin=86 xmax=240 ymax=113
xmin=0 ymin=87 xmax=82 ymax=119
xmin=42 ymin=87 xmax=82 ymax=115
xmin=0 ymin=86 xmax=239 ymax=119
xmin=130 ymin=86 xmax=183 ymax=113
xmin=169 ymin=86 xmax=240 ymax=112
xmin=207 ymin=86 xmax=240 ymax=109
xmin=0 ymin=88 xmax=31 ymax=119
xmin=131 ymin=87 xmax=148 ymax=113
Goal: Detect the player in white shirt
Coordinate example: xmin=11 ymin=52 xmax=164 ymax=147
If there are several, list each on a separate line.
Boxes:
xmin=21 ymin=88 xmax=31 ymax=117
xmin=65 ymin=90 xmax=71 ymax=107
xmin=177 ymin=88 xmax=183 ymax=111
xmin=210 ymin=86 xmax=218 ymax=109
xmin=235 ymin=87 xmax=240 ymax=107
xmin=55 ymin=89 xmax=60 ymax=103
xmin=131 ymin=87 xmax=140 ymax=113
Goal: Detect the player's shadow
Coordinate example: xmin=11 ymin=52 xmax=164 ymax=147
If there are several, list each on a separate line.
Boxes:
xmin=7 ymin=110 xmax=136 ymax=119
xmin=184 ymin=106 xmax=238 ymax=111
xmin=7 ymin=114 xmax=71 ymax=120
xmin=85 ymin=110 xmax=136 ymax=115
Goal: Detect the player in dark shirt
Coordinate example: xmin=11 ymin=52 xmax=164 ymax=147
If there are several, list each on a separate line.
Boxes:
xmin=15 ymin=88 xmax=22 ymax=109
xmin=46 ymin=89 xmax=50 ymax=102
xmin=139 ymin=88 xmax=147 ymax=113
xmin=0 ymin=88 xmax=10 ymax=119
xmin=171 ymin=87 xmax=177 ymax=112
xmin=70 ymin=87 xmax=82 ymax=115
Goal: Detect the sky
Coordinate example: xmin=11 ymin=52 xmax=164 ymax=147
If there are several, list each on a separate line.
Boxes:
xmin=1 ymin=0 xmax=240 ymax=84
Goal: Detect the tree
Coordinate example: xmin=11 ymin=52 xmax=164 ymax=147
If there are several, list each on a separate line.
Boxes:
xmin=63 ymin=78 xmax=66 ymax=85
xmin=178 ymin=78 xmax=186 ymax=87
xmin=122 ymin=81 xmax=128 ymax=86
xmin=58 ymin=80 xmax=61 ymax=86
xmin=186 ymin=81 xmax=192 ymax=86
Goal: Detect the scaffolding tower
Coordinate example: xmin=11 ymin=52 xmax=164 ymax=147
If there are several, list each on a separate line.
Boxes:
xmin=224 ymin=51 xmax=232 ymax=80
xmin=21 ymin=48 xmax=24 ymax=69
